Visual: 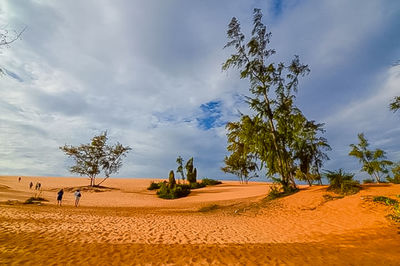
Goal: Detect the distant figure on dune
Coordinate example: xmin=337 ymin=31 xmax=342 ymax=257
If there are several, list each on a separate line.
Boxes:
xmin=57 ymin=189 xmax=64 ymax=206
xmin=29 ymin=182 xmax=33 ymax=189
xmin=74 ymin=189 xmax=81 ymax=207
xmin=18 ymin=177 xmax=21 ymax=182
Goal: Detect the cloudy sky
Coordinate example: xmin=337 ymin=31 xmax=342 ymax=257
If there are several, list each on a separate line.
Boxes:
xmin=0 ymin=0 xmax=399 ymax=181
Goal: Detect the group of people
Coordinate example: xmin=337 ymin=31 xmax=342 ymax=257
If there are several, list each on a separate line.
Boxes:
xmin=57 ymin=188 xmax=81 ymax=207
xmin=22 ymin=177 xmax=81 ymax=207
xmin=29 ymin=181 xmax=41 ymax=190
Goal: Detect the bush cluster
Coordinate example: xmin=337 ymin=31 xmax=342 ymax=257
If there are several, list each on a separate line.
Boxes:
xmin=157 ymin=183 xmax=190 ymax=199
xmin=373 ymin=196 xmax=400 ymax=222
xmin=325 ymin=169 xmax=360 ymax=195
xmin=386 ymin=175 xmax=400 ymax=184
xmin=201 ymin=178 xmax=222 ymax=186
xmin=147 ymin=181 xmax=164 ymax=190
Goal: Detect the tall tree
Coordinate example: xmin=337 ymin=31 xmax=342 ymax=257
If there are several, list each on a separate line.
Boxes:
xmin=390 ymin=96 xmax=400 ymax=112
xmin=176 ymin=156 xmax=185 ymax=183
xmin=349 ymin=133 xmax=392 ymax=183
xmin=223 ymin=9 xmax=327 ymax=191
xmin=60 ymin=131 xmax=131 ymax=186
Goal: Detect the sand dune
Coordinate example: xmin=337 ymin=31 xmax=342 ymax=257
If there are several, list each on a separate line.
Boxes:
xmin=1 ymin=176 xmax=400 ymax=265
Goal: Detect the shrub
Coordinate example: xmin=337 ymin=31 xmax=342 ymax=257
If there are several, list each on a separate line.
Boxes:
xmin=267 ymin=183 xmax=298 ymax=200
xmin=390 ymin=204 xmax=400 ymax=222
xmin=363 ymin=178 xmax=375 ymax=184
xmin=190 ymin=182 xmax=206 ymax=189
xmin=325 ymin=169 xmax=360 ymax=195
xmin=201 ymin=178 xmax=222 ymax=186
xmin=147 ymin=181 xmax=164 ymax=190
xmin=386 ymin=176 xmax=400 ymax=184
xmin=24 ymin=197 xmax=48 ymax=204
xmin=157 ymin=183 xmax=190 ymax=199
xmin=373 ymin=196 xmax=398 ymax=206
xmin=169 ymin=170 xmax=176 ymax=187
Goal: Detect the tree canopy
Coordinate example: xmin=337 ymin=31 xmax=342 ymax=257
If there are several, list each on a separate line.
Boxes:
xmin=60 ymin=131 xmax=131 ymax=186
xmin=349 ymin=133 xmax=392 ymax=183
xmin=222 ymin=9 xmax=329 ymax=191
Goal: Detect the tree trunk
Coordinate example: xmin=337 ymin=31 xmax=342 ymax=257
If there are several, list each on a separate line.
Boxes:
xmin=262 ymin=93 xmax=288 ymax=186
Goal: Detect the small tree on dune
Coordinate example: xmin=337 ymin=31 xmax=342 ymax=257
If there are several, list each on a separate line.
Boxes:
xmin=185 ymin=157 xmax=197 ymax=184
xmin=60 ymin=131 xmax=131 ymax=186
xmin=349 ymin=133 xmax=392 ymax=183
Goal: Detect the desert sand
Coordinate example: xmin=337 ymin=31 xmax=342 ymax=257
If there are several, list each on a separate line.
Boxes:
xmin=1 ymin=175 xmax=400 ymax=265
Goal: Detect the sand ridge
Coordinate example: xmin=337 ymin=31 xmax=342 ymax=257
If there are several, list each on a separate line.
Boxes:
xmin=1 ymin=176 xmax=400 ymax=265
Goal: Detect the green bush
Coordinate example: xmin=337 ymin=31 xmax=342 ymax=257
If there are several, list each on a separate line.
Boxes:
xmin=325 ymin=169 xmax=360 ymax=195
xmin=190 ymin=182 xmax=206 ymax=189
xmin=201 ymin=178 xmax=222 ymax=186
xmin=157 ymin=183 xmax=190 ymax=199
xmin=147 ymin=181 xmax=164 ymax=190
xmin=168 ymin=170 xmax=176 ymax=187
xmin=267 ymin=183 xmax=298 ymax=200
xmin=373 ymin=196 xmax=398 ymax=206
xmin=386 ymin=175 xmax=400 ymax=184
xmin=390 ymin=204 xmax=400 ymax=222
xmin=363 ymin=178 xmax=375 ymax=184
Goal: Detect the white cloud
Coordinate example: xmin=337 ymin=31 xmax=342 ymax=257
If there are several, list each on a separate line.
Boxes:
xmin=0 ymin=0 xmax=399 ymax=182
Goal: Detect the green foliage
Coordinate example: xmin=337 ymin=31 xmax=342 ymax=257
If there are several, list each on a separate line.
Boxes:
xmin=390 ymin=204 xmax=400 ymax=222
xmin=325 ymin=169 xmax=360 ymax=195
xmin=190 ymin=182 xmax=206 ymax=189
xmin=266 ymin=182 xmax=298 ymax=200
xmin=201 ymin=178 xmax=222 ymax=186
xmin=147 ymin=181 xmax=164 ymax=190
xmin=349 ymin=133 xmax=393 ymax=183
xmin=176 ymin=156 xmax=185 ymax=182
xmin=221 ymin=137 xmax=258 ymax=184
xmin=157 ymin=183 xmax=190 ymax=199
xmin=373 ymin=196 xmax=400 ymax=222
xmin=363 ymin=178 xmax=375 ymax=184
xmin=185 ymin=158 xmax=197 ymax=183
xmin=373 ymin=196 xmax=398 ymax=206
xmin=168 ymin=170 xmax=176 ymax=187
xmin=60 ymin=131 xmax=131 ymax=186
xmin=387 ymin=162 xmax=400 ymax=184
xmin=390 ymin=96 xmax=400 ymax=112
xmin=222 ymin=8 xmax=329 ymax=192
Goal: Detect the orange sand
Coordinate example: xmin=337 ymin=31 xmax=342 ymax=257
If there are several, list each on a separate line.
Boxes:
xmin=1 ymin=176 xmax=400 ymax=265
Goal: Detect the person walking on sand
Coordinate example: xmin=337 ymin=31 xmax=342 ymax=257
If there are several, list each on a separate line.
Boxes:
xmin=57 ymin=189 xmax=64 ymax=206
xmin=74 ymin=189 xmax=81 ymax=207
xmin=29 ymin=182 xmax=33 ymax=189
xmin=18 ymin=177 xmax=21 ymax=182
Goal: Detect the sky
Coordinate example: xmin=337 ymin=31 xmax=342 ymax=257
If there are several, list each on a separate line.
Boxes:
xmin=0 ymin=0 xmax=399 ymax=181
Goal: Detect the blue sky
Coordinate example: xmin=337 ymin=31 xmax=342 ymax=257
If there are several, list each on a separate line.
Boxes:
xmin=0 ymin=0 xmax=399 ymax=181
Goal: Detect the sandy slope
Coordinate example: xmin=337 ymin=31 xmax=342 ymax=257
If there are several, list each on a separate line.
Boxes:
xmin=1 ymin=176 xmax=400 ymax=265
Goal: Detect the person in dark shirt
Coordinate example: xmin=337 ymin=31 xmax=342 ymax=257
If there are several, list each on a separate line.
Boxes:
xmin=57 ymin=189 xmax=64 ymax=206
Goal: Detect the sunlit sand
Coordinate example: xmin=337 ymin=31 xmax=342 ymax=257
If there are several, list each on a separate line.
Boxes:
xmin=1 ymin=176 xmax=400 ymax=265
